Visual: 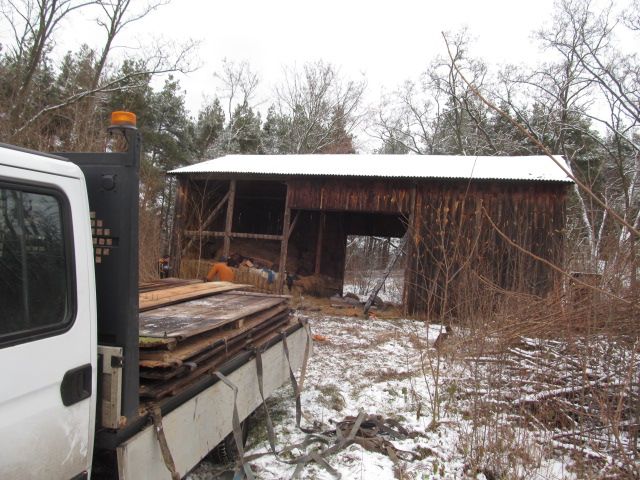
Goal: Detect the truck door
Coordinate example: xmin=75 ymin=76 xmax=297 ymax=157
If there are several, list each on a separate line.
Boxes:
xmin=0 ymin=157 xmax=96 ymax=480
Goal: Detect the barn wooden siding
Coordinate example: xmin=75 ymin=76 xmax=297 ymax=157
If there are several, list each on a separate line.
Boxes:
xmin=289 ymin=178 xmax=413 ymax=213
xmin=403 ymin=182 xmax=567 ymax=317
xmin=171 ymin=174 xmax=569 ymax=318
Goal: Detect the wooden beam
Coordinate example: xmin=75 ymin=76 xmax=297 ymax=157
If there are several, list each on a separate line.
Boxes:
xmin=314 ymin=212 xmax=325 ymax=275
xmin=170 ymin=177 xmax=190 ymax=276
xmin=408 ymin=185 xmax=417 ymax=238
xmin=277 ymin=185 xmax=291 ymax=293
xmin=403 ymin=185 xmax=418 ymax=315
xmin=287 ymin=211 xmax=300 ymax=241
xmin=184 ymin=231 xmax=283 ymax=241
xmin=181 ymin=190 xmax=231 ymax=256
xmin=223 ymin=180 xmax=236 ymax=258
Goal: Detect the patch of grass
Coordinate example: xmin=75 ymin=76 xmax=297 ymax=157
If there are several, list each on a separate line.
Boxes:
xmin=316 ymin=383 xmax=347 ymax=411
xmin=407 ymin=331 xmax=428 ymax=351
xmin=384 ymin=385 xmax=400 ymax=398
xmin=245 ymin=395 xmax=292 ymax=449
xmin=349 ymin=380 xmax=371 ymax=399
xmin=363 ymin=367 xmax=418 ymax=383
xmin=414 ymin=444 xmax=435 ymax=460
xmin=337 ymin=323 xmax=364 ymax=337
xmin=368 ymin=330 xmax=397 ymax=348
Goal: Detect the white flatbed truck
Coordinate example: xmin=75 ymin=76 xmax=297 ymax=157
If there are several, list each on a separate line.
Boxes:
xmin=0 ymin=113 xmax=310 ymax=479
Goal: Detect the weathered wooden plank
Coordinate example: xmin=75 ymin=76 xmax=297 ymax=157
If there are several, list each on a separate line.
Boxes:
xmin=233 ymin=291 xmax=292 ymax=299
xmin=139 ymin=278 xmax=201 ymax=293
xmin=139 ymin=282 xmax=250 ymax=312
xmin=287 ymin=211 xmax=300 ymax=240
xmin=139 ymin=293 xmax=286 ymax=339
xmin=139 ymin=336 xmax=177 ymax=350
xmin=139 ymin=306 xmax=289 ymax=365
xmin=139 ymin=304 xmax=288 ymax=362
xmin=140 ymin=282 xmax=236 ymax=301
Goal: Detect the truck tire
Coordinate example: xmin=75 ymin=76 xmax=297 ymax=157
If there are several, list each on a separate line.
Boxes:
xmin=208 ymin=417 xmax=252 ymax=465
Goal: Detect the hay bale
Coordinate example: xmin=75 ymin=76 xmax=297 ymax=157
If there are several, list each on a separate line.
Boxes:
xmin=296 ymin=274 xmax=341 ymax=297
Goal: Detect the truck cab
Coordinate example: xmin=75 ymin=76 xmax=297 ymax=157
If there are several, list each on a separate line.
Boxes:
xmin=0 ymin=117 xmax=310 ymax=479
xmin=0 ymin=146 xmax=96 ymax=479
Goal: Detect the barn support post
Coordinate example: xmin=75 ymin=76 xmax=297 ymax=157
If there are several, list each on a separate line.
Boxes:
xmin=314 ymin=212 xmax=325 ymax=275
xmin=169 ymin=176 xmax=189 ymax=277
xmin=403 ymin=185 xmax=418 ymax=316
xmin=223 ymin=180 xmax=236 ymax=259
xmin=277 ymin=184 xmax=291 ymax=293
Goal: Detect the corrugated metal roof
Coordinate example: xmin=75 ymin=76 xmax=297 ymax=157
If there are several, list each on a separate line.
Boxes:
xmin=169 ymin=154 xmax=573 ymax=182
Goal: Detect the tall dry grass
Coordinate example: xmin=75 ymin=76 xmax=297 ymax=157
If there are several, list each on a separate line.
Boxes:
xmin=406 ymin=204 xmax=639 ymax=479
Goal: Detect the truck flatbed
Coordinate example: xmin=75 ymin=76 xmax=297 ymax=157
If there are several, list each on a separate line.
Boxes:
xmin=96 ymin=282 xmax=310 ymax=473
xmin=118 ymin=325 xmax=309 ymax=480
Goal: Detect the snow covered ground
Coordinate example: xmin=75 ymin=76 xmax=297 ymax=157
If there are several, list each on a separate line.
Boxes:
xmin=189 ymin=313 xmax=592 ymax=480
xmin=342 ymin=273 xmax=404 ymax=304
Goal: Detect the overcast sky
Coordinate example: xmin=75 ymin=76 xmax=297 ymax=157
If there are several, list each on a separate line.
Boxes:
xmin=43 ymin=0 xmax=559 ymax=114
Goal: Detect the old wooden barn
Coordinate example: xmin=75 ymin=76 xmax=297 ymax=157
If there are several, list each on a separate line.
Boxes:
xmin=169 ymin=155 xmax=572 ymax=318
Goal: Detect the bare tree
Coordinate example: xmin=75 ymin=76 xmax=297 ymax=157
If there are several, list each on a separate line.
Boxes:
xmin=497 ymin=5 xmax=604 ymax=265
xmin=1 ymin=0 xmax=96 ymax=122
xmin=211 ymin=59 xmax=261 ymax=153
xmin=372 ymin=80 xmax=443 ymax=154
xmin=215 ymin=59 xmax=259 ymax=121
xmin=373 ymin=31 xmax=497 ymax=157
xmin=0 ymin=0 xmax=197 ymax=146
xmin=9 ymin=41 xmax=197 ymax=140
xmin=92 ymin=0 xmax=170 ymax=89
xmin=274 ymin=61 xmax=366 ymax=153
xmin=502 ymin=0 xmax=639 ymax=281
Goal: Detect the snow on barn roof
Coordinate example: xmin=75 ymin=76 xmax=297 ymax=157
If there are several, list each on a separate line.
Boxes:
xmin=169 ymin=154 xmax=573 ymax=183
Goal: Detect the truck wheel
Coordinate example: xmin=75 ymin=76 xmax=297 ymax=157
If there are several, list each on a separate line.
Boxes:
xmin=208 ymin=417 xmax=252 ymax=465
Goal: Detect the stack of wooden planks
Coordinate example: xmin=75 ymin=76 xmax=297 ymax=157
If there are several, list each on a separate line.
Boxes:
xmin=138 ymin=281 xmax=296 ymax=400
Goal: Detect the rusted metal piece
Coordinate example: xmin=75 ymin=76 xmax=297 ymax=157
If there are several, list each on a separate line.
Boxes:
xmin=150 ymin=405 xmax=181 ymax=480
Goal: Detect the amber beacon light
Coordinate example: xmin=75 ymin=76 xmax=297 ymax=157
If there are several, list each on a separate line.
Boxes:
xmin=110 ymin=111 xmax=137 ymax=127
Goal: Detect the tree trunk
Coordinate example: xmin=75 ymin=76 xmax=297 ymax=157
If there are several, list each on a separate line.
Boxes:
xmin=363 ymin=233 xmax=408 ymax=316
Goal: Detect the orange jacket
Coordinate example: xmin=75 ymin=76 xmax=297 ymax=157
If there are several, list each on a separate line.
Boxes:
xmin=206 ymin=262 xmax=234 ymax=282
